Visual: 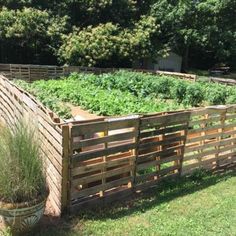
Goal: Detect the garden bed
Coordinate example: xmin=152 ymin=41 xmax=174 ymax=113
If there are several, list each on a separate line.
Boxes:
xmin=1 ymin=72 xmax=236 ymax=216
xmin=15 ymin=70 xmax=236 ymax=120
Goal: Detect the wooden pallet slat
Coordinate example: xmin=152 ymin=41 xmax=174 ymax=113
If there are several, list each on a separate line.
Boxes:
xmin=72 ymin=142 xmax=136 ymax=163
xmin=73 ymin=130 xmax=137 ymax=149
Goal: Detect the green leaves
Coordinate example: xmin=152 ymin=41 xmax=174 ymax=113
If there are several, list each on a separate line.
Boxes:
xmin=0 ymin=0 xmax=235 ymax=68
xmin=0 ymin=7 xmax=66 ymax=39
xmin=59 ymin=23 xmax=120 ymax=66
xmin=15 ymin=71 xmax=236 ymax=119
xmin=15 ymin=73 xmax=186 ymax=118
xmin=58 ymin=16 xmax=159 ymax=66
xmin=151 ymin=0 xmax=236 ymax=69
xmin=183 ymin=83 xmax=204 ymax=107
xmin=0 ymin=120 xmax=46 ymax=203
xmin=0 ymin=6 xmax=68 ymax=63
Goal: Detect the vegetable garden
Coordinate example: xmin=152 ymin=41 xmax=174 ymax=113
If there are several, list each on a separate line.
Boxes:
xmin=1 ymin=64 xmax=236 ymax=218
xmin=16 ymin=71 xmax=236 ymax=119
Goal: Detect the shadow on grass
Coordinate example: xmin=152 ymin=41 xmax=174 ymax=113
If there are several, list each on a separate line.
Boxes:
xmin=28 ymin=165 xmax=236 ymax=236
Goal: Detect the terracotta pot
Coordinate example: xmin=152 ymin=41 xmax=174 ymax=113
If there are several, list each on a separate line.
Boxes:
xmin=0 ymin=193 xmax=48 ymax=234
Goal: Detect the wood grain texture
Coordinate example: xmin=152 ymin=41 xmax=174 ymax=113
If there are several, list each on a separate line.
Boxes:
xmin=0 ymin=75 xmax=65 ymax=216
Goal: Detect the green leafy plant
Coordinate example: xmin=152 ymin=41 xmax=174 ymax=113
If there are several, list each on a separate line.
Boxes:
xmin=0 ymin=227 xmax=12 ymax=236
xmin=170 ymin=80 xmax=188 ymax=103
xmin=183 ymin=83 xmax=204 ymax=107
xmin=204 ymin=84 xmax=228 ymax=105
xmin=0 ymin=121 xmax=46 ymax=203
xmin=15 ymin=75 xmax=186 ymax=117
xmin=226 ymin=91 xmax=236 ymax=104
xmin=15 ymin=71 xmax=236 ymax=118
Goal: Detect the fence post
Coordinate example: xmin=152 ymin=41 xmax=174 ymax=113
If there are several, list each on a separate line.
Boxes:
xmin=133 ymin=116 xmax=141 ymax=190
xmin=61 ymin=125 xmax=71 ymax=214
xmin=216 ymin=109 xmax=227 ymax=168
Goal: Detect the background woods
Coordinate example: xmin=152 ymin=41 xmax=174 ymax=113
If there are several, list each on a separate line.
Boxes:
xmin=0 ymin=0 xmax=235 ymax=69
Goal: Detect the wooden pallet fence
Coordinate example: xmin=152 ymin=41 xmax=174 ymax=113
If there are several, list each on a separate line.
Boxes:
xmin=208 ymin=77 xmax=236 ymax=86
xmin=136 ymin=111 xmax=191 ymax=191
xmin=69 ymin=116 xmax=139 ymax=211
xmin=3 ymin=62 xmax=236 ymax=86
xmin=67 ymin=107 xmax=236 ymax=211
xmin=0 ymin=64 xmax=64 ymax=81
xmin=0 ymin=63 xmax=197 ymax=82
xmin=0 ymin=75 xmax=67 ymax=216
xmin=1 ymin=72 xmax=236 ymax=214
xmin=182 ymin=106 xmax=236 ymax=174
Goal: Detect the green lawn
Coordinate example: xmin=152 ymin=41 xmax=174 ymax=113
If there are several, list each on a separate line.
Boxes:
xmin=27 ymin=168 xmax=236 ymax=236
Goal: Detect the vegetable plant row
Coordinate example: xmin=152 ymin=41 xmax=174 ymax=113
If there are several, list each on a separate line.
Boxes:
xmin=15 ymin=71 xmax=236 ymax=119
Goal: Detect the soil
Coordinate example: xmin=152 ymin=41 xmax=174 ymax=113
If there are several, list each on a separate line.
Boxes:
xmin=68 ymin=105 xmax=103 ymax=121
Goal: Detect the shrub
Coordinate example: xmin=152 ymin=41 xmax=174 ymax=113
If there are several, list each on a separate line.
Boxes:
xmin=226 ymin=91 xmax=236 ymax=104
xmin=0 ymin=121 xmax=46 ymax=203
xmin=184 ymin=84 xmax=204 ymax=107
xmin=170 ymin=80 xmax=188 ymax=103
xmin=204 ymin=84 xmax=228 ymax=105
xmin=154 ymin=76 xmax=174 ymax=99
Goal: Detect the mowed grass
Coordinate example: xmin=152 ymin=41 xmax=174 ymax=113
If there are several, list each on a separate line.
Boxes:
xmin=27 ymin=168 xmax=236 ymax=236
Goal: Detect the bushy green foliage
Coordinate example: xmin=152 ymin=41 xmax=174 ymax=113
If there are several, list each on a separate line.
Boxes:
xmin=0 ymin=121 xmax=46 ymax=203
xmin=204 ymin=84 xmax=229 ymax=105
xmin=151 ymin=0 xmax=236 ymax=69
xmin=226 ymin=90 xmax=236 ymax=104
xmin=19 ymin=76 xmax=184 ymax=117
xmin=183 ymin=83 xmax=204 ymax=107
xmin=15 ymin=71 xmax=236 ymax=118
xmin=75 ymin=71 xmax=175 ymax=99
xmin=71 ymin=71 xmax=236 ymax=107
xmin=0 ymin=7 xmax=67 ymax=63
xmin=170 ymin=80 xmax=188 ymax=103
xmin=15 ymin=80 xmax=71 ymax=119
xmin=59 ymin=16 xmax=158 ymax=66
xmin=0 ymin=0 xmax=235 ymax=67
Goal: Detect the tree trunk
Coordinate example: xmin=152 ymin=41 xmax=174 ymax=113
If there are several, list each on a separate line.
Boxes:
xmin=182 ymin=44 xmax=190 ymax=72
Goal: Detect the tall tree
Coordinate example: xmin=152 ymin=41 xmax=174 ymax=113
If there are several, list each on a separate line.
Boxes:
xmin=0 ymin=7 xmax=67 ymax=63
xmin=0 ymin=0 xmax=235 ymax=68
xmin=151 ymin=0 xmax=236 ymax=70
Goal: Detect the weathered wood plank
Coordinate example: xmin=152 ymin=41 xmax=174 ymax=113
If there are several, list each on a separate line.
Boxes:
xmin=139 ymin=135 xmax=185 ymax=150
xmin=71 ymin=121 xmax=108 ymax=137
xmin=71 ymin=176 xmax=133 ymax=199
xmin=72 ymin=155 xmax=135 ymax=176
xmin=72 ymin=143 xmax=136 ymax=163
xmin=61 ymin=125 xmax=71 ymax=212
xmin=140 ymin=124 xmax=188 ymax=138
xmin=137 ymin=155 xmax=182 ymax=171
xmin=183 ymin=144 xmax=236 ymax=163
xmin=72 ymin=165 xmax=133 ymax=186
xmin=73 ymin=131 xmax=137 ymax=149
xmin=141 ymin=112 xmax=190 ymax=127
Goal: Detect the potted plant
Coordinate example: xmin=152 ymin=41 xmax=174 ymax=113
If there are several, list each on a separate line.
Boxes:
xmin=0 ymin=120 xmax=48 ymax=234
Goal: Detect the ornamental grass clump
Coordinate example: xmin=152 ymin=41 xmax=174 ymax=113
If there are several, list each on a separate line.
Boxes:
xmin=0 ymin=121 xmax=46 ymax=204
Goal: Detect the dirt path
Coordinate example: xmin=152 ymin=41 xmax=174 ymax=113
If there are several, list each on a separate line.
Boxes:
xmin=71 ymin=106 xmax=102 ymax=119
xmin=67 ymin=104 xmax=104 ymax=121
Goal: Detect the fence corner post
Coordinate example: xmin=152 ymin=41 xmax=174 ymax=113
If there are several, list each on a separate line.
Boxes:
xmin=61 ymin=125 xmax=71 ymax=215
xmin=133 ymin=115 xmax=141 ymax=191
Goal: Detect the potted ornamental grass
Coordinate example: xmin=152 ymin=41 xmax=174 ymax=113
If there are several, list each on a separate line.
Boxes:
xmin=0 ymin=121 xmax=48 ymax=234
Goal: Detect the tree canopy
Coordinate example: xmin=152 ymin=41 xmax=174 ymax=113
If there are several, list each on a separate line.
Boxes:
xmin=0 ymin=0 xmax=235 ymax=69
